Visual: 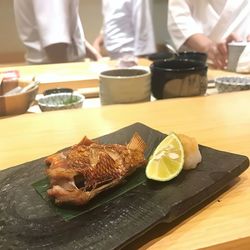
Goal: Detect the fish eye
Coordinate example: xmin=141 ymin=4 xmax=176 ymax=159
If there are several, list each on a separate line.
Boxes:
xmin=74 ymin=174 xmax=85 ymax=189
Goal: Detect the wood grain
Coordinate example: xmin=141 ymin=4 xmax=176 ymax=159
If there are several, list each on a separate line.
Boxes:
xmin=1 ymin=90 xmax=250 ymax=249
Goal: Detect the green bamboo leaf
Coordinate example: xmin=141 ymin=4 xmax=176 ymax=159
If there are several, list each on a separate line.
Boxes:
xmin=32 ymin=167 xmax=147 ymax=221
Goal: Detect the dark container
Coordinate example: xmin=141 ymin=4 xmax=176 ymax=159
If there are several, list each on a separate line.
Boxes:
xmin=150 ymin=59 xmax=208 ymax=99
xmin=43 ymin=88 xmax=73 ymax=96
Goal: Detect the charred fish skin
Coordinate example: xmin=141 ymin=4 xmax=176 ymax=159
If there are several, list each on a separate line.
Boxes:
xmin=46 ymin=132 xmax=147 ymax=206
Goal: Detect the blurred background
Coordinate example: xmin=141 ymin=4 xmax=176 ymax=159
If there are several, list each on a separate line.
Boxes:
xmin=0 ymin=0 xmax=172 ymax=65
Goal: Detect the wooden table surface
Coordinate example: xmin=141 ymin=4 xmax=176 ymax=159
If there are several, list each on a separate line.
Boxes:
xmin=1 ymin=59 xmax=248 ymax=97
xmin=1 ymin=90 xmax=250 ymax=249
xmin=0 ymin=59 xmax=147 ymax=95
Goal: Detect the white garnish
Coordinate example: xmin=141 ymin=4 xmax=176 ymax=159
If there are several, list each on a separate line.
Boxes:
xmin=168 ymin=152 xmax=179 ymax=160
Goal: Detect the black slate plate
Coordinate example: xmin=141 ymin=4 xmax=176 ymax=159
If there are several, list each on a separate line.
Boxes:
xmin=0 ymin=123 xmax=249 ymax=250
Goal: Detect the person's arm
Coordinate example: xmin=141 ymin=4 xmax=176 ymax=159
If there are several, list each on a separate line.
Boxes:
xmin=184 ymin=34 xmax=226 ymax=69
xmin=92 ymin=30 xmax=104 ymax=54
xmin=168 ymin=0 xmax=203 ymax=51
xmin=168 ymin=0 xmax=222 ymax=68
xmin=185 ymin=33 xmax=245 ymax=69
xmin=85 ymin=40 xmax=102 ymax=61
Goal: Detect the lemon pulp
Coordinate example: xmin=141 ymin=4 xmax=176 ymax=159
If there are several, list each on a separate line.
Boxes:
xmin=146 ymin=133 xmax=184 ymax=181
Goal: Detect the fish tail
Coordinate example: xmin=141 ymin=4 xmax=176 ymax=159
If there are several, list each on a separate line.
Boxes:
xmin=127 ymin=132 xmax=147 ymax=151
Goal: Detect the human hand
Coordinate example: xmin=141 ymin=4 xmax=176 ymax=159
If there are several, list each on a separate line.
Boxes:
xmin=118 ymin=55 xmax=138 ymax=68
xmin=207 ymin=33 xmax=244 ymax=69
xmin=216 ymin=33 xmax=242 ymax=65
xmin=185 ymin=33 xmax=247 ymax=69
xmin=206 ymin=41 xmax=227 ymax=69
xmin=185 ymin=34 xmax=227 ymax=69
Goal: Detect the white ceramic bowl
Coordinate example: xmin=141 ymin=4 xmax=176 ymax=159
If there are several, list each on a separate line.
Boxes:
xmin=215 ymin=76 xmax=250 ymax=93
xmin=38 ymin=92 xmax=84 ymax=112
xmin=99 ymin=68 xmax=151 ymax=105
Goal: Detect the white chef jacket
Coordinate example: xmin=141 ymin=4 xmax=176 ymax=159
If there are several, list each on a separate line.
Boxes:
xmin=168 ymin=0 xmax=250 ymax=50
xmin=102 ymin=0 xmax=156 ymax=59
xmin=14 ymin=0 xmax=86 ymax=64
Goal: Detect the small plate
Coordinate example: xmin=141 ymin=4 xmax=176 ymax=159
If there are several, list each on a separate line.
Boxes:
xmin=215 ymin=76 xmax=250 ymax=93
xmin=38 ymin=92 xmax=84 ymax=112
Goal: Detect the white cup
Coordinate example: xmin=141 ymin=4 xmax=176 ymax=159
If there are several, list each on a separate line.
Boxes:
xmin=99 ymin=68 xmax=151 ymax=105
xmin=227 ymin=42 xmax=248 ymax=72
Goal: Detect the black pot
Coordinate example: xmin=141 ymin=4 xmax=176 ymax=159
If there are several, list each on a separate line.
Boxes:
xmin=150 ymin=59 xmax=208 ymax=99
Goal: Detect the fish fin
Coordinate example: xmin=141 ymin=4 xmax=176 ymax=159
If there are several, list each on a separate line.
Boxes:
xmin=91 ymin=179 xmax=121 ymax=194
xmin=77 ymin=136 xmax=94 ymax=146
xmin=127 ymin=132 xmax=146 ymax=152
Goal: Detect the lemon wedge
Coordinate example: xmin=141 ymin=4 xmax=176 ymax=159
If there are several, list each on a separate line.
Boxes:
xmin=146 ymin=133 xmax=184 ymax=181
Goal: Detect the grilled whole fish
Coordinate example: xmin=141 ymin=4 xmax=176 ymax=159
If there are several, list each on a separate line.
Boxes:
xmin=45 ymin=132 xmax=147 ymax=206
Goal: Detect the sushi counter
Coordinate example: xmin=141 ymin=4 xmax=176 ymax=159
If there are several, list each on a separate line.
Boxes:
xmin=1 ymin=58 xmax=249 ymax=115
xmin=0 ymin=83 xmax=250 ymax=249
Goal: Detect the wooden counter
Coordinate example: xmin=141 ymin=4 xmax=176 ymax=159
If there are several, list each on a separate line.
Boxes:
xmin=0 ymin=90 xmax=250 ymax=249
xmin=1 ymin=59 xmax=249 ymax=97
xmin=0 ymin=59 xmax=150 ymax=95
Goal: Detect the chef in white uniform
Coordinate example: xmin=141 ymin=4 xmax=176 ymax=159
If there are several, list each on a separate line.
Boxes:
xmin=14 ymin=0 xmax=101 ymax=64
xmin=99 ymin=0 xmax=156 ymax=60
xmin=168 ymin=0 xmax=250 ymax=69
